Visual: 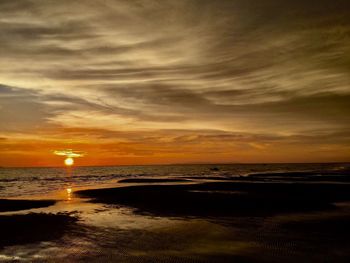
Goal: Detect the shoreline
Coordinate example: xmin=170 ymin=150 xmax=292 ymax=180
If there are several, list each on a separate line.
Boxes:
xmin=1 ymin=170 xmax=350 ymax=261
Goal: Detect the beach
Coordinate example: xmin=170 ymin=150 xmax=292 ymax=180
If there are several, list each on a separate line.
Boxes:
xmin=2 ymin=0 xmax=350 ymax=261
xmin=0 ymin=164 xmax=349 ymax=262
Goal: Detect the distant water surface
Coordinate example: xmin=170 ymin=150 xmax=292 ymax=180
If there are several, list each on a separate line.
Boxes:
xmin=0 ymin=163 xmax=348 ymax=198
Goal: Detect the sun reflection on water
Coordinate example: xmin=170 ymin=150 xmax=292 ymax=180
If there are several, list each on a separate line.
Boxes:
xmin=66 ymin=187 xmax=73 ymax=201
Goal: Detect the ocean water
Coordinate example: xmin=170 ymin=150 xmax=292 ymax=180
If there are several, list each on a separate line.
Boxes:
xmin=1 ymin=163 xmax=350 ymax=261
xmin=0 ymin=163 xmax=348 ymax=198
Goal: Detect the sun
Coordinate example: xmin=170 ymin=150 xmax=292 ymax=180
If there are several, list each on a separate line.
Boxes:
xmin=64 ymin=157 xmax=74 ymax=166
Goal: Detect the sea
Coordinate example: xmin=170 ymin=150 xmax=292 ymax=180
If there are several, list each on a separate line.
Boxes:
xmin=1 ymin=163 xmax=348 ymax=198
xmin=1 ymin=163 xmax=350 ymax=261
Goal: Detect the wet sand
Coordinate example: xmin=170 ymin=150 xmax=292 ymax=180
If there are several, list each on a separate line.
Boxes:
xmin=0 ymin=213 xmax=78 ymax=249
xmin=118 ymin=178 xmax=190 ymax=183
xmin=0 ymin=199 xmax=77 ymax=250
xmin=76 ymin=180 xmax=350 ymax=217
xmin=0 ymin=199 xmax=55 ymax=212
xmin=1 ymin=170 xmax=350 ymax=262
xmin=73 ymin=171 xmax=350 ymax=261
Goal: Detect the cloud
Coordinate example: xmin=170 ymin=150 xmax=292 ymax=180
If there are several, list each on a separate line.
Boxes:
xmin=0 ymin=84 xmax=54 ymax=131
xmin=53 ymin=149 xmax=85 ymax=157
xmin=0 ymin=0 xmax=349 ymax=164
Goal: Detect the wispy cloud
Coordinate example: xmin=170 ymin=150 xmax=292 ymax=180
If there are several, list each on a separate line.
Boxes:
xmin=0 ymin=0 xmax=349 ymax=165
xmin=54 ymin=149 xmax=85 ymax=158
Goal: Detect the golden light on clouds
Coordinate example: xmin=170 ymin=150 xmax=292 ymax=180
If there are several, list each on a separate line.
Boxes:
xmin=54 ymin=149 xmax=85 ymax=158
xmin=54 ymin=149 xmax=83 ymax=166
xmin=0 ymin=0 xmax=349 ymax=166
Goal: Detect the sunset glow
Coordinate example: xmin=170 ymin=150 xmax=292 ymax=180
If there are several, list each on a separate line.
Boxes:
xmin=0 ymin=0 xmax=349 ymax=167
xmin=64 ymin=157 xmax=74 ymax=166
xmin=1 ymin=2 xmax=350 ymax=261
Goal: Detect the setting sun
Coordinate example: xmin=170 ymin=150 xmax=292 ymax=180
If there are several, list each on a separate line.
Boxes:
xmin=64 ymin=157 xmax=74 ymax=166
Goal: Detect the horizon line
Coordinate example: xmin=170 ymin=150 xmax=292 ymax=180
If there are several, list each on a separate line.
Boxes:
xmin=1 ymin=161 xmax=349 ymax=169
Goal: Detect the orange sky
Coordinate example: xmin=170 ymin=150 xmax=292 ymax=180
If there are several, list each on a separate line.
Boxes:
xmin=1 ymin=1 xmax=350 ymax=167
xmin=1 ymin=128 xmax=349 ymax=167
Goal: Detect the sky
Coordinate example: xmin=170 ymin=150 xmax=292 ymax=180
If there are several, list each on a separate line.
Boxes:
xmin=0 ymin=0 xmax=350 ymax=167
